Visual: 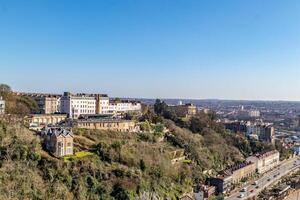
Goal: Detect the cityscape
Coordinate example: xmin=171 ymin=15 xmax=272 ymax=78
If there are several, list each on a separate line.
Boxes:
xmin=1 ymin=1 xmax=300 ymax=200
xmin=2 ymin=87 xmax=300 ymax=199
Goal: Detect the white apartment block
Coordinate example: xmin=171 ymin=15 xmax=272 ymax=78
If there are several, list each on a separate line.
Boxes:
xmin=247 ymin=150 xmax=280 ymax=174
xmin=108 ymin=100 xmax=142 ymax=114
xmin=60 ymin=93 xmax=97 ymax=119
xmin=60 ymin=92 xmax=141 ymax=119
xmin=0 ymin=96 xmax=5 ymax=114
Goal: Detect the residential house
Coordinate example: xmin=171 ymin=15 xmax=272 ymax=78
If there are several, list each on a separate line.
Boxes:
xmin=42 ymin=127 xmax=73 ymax=157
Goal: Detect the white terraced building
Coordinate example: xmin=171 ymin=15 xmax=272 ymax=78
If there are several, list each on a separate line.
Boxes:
xmin=108 ymin=100 xmax=142 ymax=114
xmin=60 ymin=92 xmax=141 ymax=119
xmin=0 ymin=96 xmax=5 ymax=114
xmin=60 ymin=92 xmax=97 ymax=119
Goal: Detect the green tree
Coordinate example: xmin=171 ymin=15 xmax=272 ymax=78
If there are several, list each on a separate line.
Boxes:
xmin=0 ymin=84 xmax=11 ymax=93
xmin=139 ymin=159 xmax=146 ymax=172
xmin=111 ymin=141 xmax=123 ymax=162
xmin=110 ymin=183 xmax=130 ymax=200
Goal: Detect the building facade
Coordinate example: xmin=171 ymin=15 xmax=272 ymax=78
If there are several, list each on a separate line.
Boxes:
xmin=60 ymin=92 xmax=99 ymax=119
xmin=225 ymin=121 xmax=275 ymax=144
xmin=26 ymin=114 xmax=67 ymax=125
xmin=108 ymin=99 xmax=142 ymax=114
xmin=230 ymin=162 xmax=256 ymax=184
xmin=35 ymin=96 xmax=61 ymax=114
xmin=42 ymin=127 xmax=73 ymax=157
xmin=0 ymin=96 xmax=5 ymax=114
xmin=95 ymin=94 xmax=110 ymax=114
xmin=259 ymin=125 xmax=275 ymax=144
xmin=208 ymin=161 xmax=256 ymax=194
xmin=60 ymin=93 xmax=141 ymax=119
xmin=76 ymin=119 xmax=136 ymax=132
xmin=247 ymin=150 xmax=280 ymax=174
xmin=208 ymin=176 xmax=233 ymax=194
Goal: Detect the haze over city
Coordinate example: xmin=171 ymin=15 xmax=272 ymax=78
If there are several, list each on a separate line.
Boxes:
xmin=1 ymin=0 xmax=300 ymax=100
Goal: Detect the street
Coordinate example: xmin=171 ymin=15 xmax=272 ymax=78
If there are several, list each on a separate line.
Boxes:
xmin=226 ymin=157 xmax=300 ymax=200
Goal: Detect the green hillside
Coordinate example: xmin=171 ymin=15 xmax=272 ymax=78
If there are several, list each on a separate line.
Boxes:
xmin=0 ymin=108 xmax=274 ymax=200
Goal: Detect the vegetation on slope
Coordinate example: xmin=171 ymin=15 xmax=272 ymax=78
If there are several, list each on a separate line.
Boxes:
xmin=0 ymin=84 xmax=39 ymax=115
xmin=0 ymin=96 xmax=276 ymax=199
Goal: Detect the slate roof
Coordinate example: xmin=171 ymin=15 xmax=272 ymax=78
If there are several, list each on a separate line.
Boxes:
xmin=42 ymin=127 xmax=73 ymax=138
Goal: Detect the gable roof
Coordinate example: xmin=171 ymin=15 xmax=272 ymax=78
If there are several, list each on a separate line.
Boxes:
xmin=42 ymin=127 xmax=73 ymax=138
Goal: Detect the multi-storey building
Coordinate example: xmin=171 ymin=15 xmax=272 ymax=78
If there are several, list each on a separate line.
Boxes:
xmin=247 ymin=150 xmax=280 ymax=174
xmin=246 ymin=122 xmax=261 ymax=136
xmin=42 ymin=127 xmax=73 ymax=157
xmin=34 ymin=96 xmax=61 ymax=114
xmin=208 ymin=161 xmax=256 ymax=194
xmin=60 ymin=92 xmax=97 ymax=119
xmin=208 ymin=175 xmax=233 ymax=194
xmin=0 ymin=96 xmax=5 ymax=114
xmin=230 ymin=161 xmax=256 ymax=184
xmin=225 ymin=121 xmax=247 ymax=133
xmin=259 ymin=125 xmax=275 ymax=144
xmin=108 ymin=99 xmax=142 ymax=114
xmin=225 ymin=121 xmax=275 ymax=144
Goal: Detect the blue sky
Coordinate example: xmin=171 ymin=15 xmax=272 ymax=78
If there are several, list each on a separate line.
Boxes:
xmin=0 ymin=0 xmax=300 ymax=100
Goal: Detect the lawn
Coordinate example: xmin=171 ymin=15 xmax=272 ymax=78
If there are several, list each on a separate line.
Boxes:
xmin=63 ymin=151 xmax=96 ymax=161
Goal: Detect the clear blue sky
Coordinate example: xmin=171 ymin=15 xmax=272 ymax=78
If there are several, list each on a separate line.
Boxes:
xmin=0 ymin=0 xmax=300 ymax=100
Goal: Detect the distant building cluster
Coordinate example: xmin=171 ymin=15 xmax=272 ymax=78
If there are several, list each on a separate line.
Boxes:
xmin=16 ymin=91 xmax=142 ymax=119
xmin=0 ymin=96 xmax=5 ymax=115
xmin=224 ymin=106 xmax=261 ymax=119
xmin=225 ymin=120 xmax=275 ymax=144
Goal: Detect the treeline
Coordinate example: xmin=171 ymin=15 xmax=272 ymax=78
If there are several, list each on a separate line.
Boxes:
xmin=0 ymin=84 xmax=39 ymax=115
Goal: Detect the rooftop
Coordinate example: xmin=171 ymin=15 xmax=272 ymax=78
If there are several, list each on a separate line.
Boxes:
xmin=252 ymin=150 xmax=279 ymax=159
xmin=42 ymin=127 xmax=73 ymax=138
xmin=63 ymin=92 xmax=108 ymax=98
xmin=109 ymin=99 xmax=141 ymax=104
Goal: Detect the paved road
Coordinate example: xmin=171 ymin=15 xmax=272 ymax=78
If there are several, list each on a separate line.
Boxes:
xmin=226 ymin=157 xmax=300 ymax=200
